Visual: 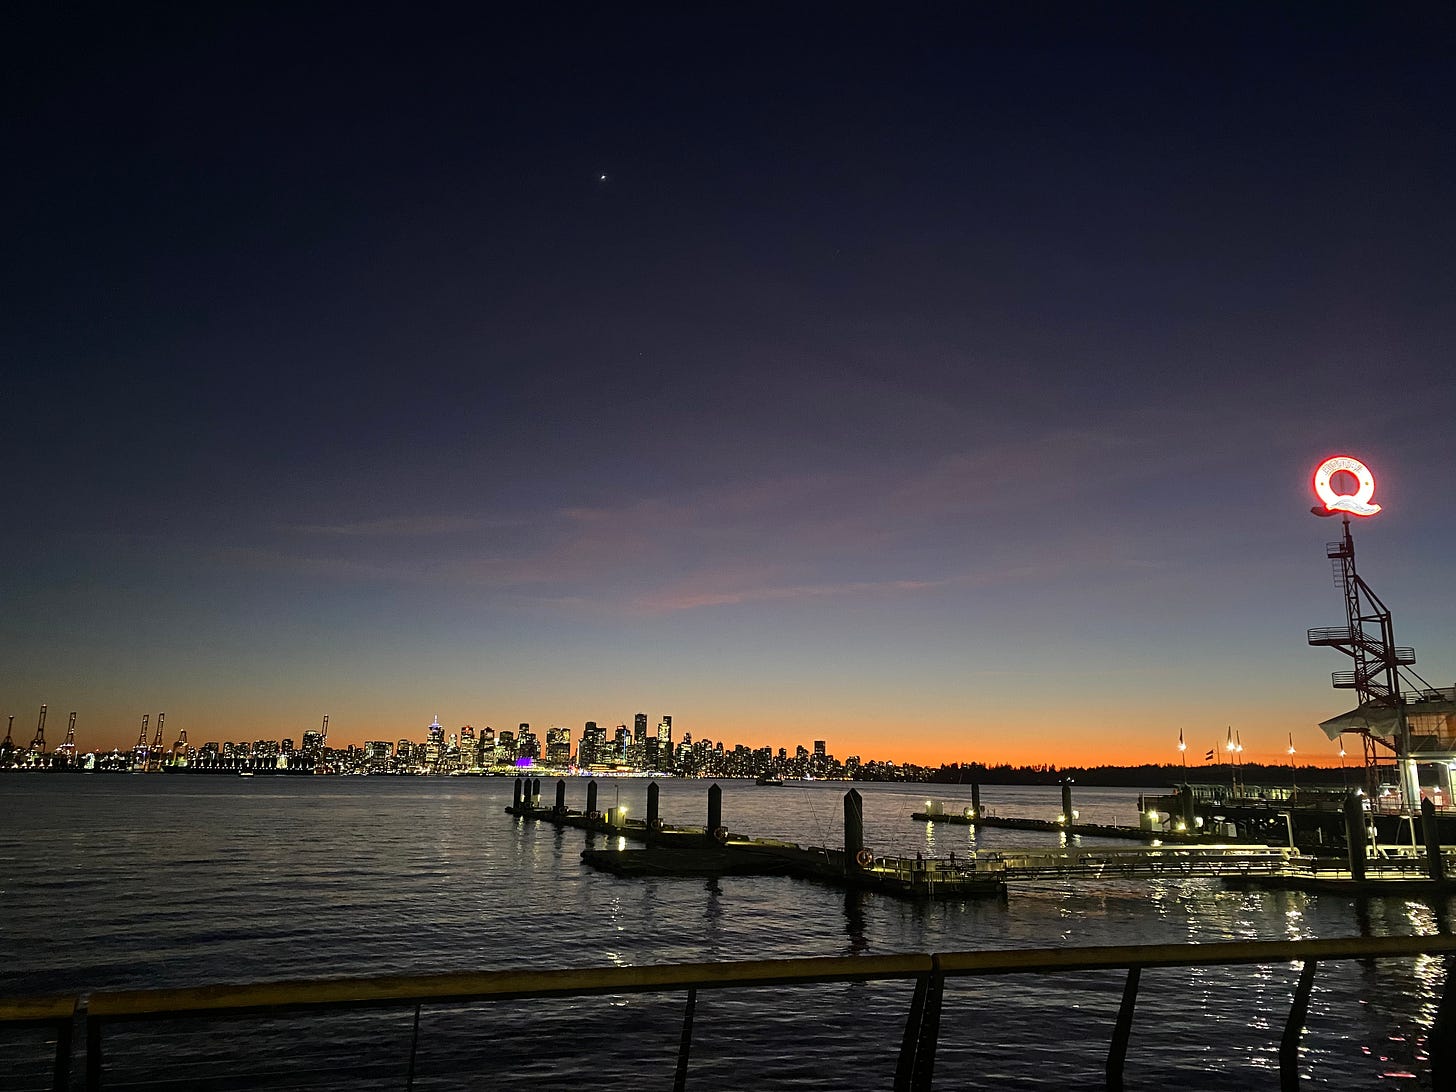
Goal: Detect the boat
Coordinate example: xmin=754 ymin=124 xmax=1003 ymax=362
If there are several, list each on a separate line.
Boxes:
xmin=238 ymin=771 xmax=254 ymax=778
xmin=755 ymin=775 xmax=784 ymax=786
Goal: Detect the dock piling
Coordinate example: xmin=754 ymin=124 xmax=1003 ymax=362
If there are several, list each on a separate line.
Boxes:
xmin=1422 ymin=798 xmax=1446 ymax=883
xmin=707 ymin=784 xmax=723 ymax=841
xmin=1060 ymin=779 xmax=1074 ymax=824
xmin=970 ymin=782 xmax=981 ymax=820
xmin=1343 ymin=793 xmax=1367 ymax=882
xmin=586 ymin=779 xmax=598 ymax=819
xmin=554 ymin=780 xmax=567 ymax=815
xmin=648 ymin=782 xmax=661 ymax=830
xmin=844 ymin=789 xmax=865 ymax=872
xmin=512 ymin=778 xmax=522 ymax=813
xmin=1179 ymin=785 xmax=1196 ymax=831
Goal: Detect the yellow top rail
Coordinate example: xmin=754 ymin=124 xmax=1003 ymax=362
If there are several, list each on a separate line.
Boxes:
xmin=4 ymin=934 xmax=1453 ymax=1025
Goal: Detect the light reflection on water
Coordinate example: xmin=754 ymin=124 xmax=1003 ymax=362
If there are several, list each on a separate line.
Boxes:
xmin=0 ymin=775 xmax=1451 ymax=1089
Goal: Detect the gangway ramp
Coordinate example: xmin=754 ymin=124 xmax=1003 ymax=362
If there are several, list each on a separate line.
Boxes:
xmin=976 ymin=843 xmax=1294 ymax=882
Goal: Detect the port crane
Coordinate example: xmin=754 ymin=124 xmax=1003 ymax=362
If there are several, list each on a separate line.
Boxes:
xmin=132 ymin=715 xmax=150 ymax=768
xmin=146 ymin=713 xmax=165 ymax=772
xmin=28 ymin=704 xmax=48 ymax=757
xmin=56 ymin=712 xmax=77 ymax=765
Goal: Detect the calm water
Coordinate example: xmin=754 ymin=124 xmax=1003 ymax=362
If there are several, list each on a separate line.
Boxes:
xmin=1 ymin=775 xmax=1450 ymax=1090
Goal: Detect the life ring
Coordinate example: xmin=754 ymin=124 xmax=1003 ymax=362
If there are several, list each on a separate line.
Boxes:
xmin=587 ymin=810 xmax=602 ymax=822
xmin=649 ymin=817 xmax=665 ymax=832
xmin=855 ymin=848 xmax=874 ymax=868
xmin=712 ymin=826 xmax=729 ymax=844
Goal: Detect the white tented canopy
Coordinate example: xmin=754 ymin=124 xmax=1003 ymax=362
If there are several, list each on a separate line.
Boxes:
xmin=1318 ymin=690 xmax=1456 ymax=747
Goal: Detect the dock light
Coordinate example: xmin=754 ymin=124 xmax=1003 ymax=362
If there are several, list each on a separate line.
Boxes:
xmin=1071 ymin=810 xmax=1079 ymax=820
xmin=1146 ymin=810 xmax=1159 ymax=820
xmin=1175 ymin=821 xmax=1186 ymax=832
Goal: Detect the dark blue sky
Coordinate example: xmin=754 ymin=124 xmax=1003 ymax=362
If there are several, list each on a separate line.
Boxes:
xmin=6 ymin=3 xmax=1454 ymax=761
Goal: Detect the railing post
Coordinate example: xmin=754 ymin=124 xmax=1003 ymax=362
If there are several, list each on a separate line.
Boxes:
xmin=84 ymin=1012 xmax=101 ymax=1092
xmin=1279 ymin=960 xmax=1318 ymax=1092
xmin=1106 ymin=966 xmax=1140 ymax=1091
xmin=53 ymin=1005 xmax=74 ymax=1092
xmin=673 ymin=987 xmax=697 ymax=1092
xmin=405 ymin=1003 xmax=421 ymax=1092
xmin=1432 ymin=957 xmax=1454 ymax=1092
xmin=895 ymin=975 xmax=929 ymax=1091
xmin=913 ymin=970 xmax=943 ymax=1092
xmin=895 ymin=967 xmax=943 ymax=1092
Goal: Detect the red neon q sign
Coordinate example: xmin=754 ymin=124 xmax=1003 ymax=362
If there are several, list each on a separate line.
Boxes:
xmin=1313 ymin=455 xmax=1381 ymax=517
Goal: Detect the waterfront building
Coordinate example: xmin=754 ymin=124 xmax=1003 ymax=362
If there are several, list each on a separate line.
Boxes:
xmin=578 ymin=721 xmax=607 ymax=768
xmin=545 ymin=726 xmax=571 ymax=767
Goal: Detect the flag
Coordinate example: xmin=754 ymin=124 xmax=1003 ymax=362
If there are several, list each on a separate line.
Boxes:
xmin=1205 ymin=749 xmax=1215 ymax=761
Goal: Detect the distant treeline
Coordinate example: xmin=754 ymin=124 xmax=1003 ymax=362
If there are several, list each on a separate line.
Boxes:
xmin=873 ymin=762 xmax=1353 ymax=788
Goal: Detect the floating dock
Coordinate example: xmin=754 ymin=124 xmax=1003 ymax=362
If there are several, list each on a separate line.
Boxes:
xmin=506 ymin=778 xmax=1006 ymax=900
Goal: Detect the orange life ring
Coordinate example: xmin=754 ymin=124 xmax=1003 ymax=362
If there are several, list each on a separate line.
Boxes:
xmin=855 ymin=848 xmax=874 ymax=868
xmin=712 ymin=826 xmax=728 ymax=844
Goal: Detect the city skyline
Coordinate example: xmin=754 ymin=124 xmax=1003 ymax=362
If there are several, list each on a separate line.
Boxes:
xmin=6 ymin=7 xmax=1454 ymax=769
xmin=0 ymin=701 xmax=1363 ymax=770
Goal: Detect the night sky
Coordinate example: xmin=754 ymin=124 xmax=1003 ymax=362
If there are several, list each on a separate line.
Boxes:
xmin=7 ymin=4 xmax=1454 ymax=764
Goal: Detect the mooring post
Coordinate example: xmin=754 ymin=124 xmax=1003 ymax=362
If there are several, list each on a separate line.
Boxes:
xmin=531 ymin=777 xmax=541 ymax=807
xmin=707 ymin=783 xmax=722 ymax=841
xmin=586 ymin=779 xmax=598 ymax=819
xmin=970 ymin=782 xmax=981 ymax=820
xmin=554 ymin=779 xmax=567 ymax=815
xmin=1343 ymin=792 xmax=1367 ymax=882
xmin=512 ymin=777 xmax=523 ymax=813
xmin=844 ymin=788 xmax=865 ymax=873
xmin=648 ymin=781 xmax=661 ymax=828
xmin=1180 ymin=785 xmax=1196 ymax=831
xmin=1422 ymin=797 xmax=1446 ymax=883
xmin=1060 ymin=779 xmax=1074 ymax=824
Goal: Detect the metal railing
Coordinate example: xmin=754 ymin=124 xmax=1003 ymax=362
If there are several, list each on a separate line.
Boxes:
xmin=4 ymin=934 xmax=1454 ymax=1092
